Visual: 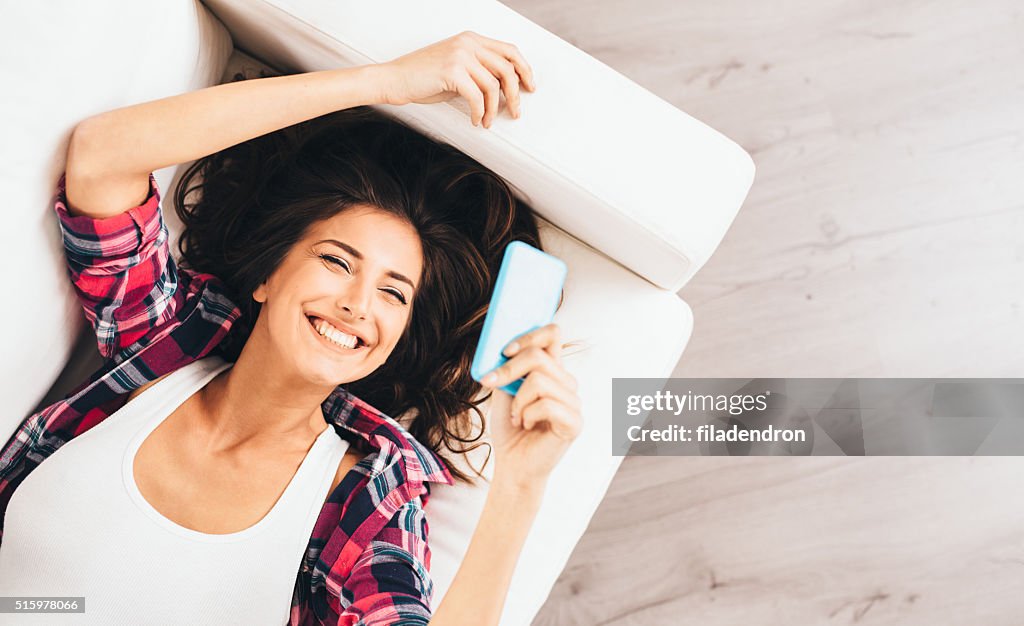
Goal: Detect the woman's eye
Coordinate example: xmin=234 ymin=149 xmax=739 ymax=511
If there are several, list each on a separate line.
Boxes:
xmin=320 ymin=254 xmax=350 ymax=272
xmin=321 ymin=254 xmax=407 ymax=305
xmin=383 ymin=288 xmax=408 ymax=305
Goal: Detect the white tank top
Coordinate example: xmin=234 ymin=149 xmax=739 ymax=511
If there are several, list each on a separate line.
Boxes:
xmin=0 ymin=355 xmax=349 ymax=625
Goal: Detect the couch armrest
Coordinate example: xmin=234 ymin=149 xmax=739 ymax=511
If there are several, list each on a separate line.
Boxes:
xmin=202 ymin=0 xmax=755 ymax=291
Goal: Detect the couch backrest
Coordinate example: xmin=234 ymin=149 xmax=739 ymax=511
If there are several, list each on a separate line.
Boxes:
xmin=203 ymin=0 xmax=755 ymax=292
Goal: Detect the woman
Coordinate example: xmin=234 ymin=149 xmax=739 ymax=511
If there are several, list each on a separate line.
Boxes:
xmin=0 ymin=31 xmax=581 ymax=625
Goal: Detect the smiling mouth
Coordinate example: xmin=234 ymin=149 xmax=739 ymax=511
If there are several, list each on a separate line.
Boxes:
xmin=306 ymin=315 xmax=367 ymax=351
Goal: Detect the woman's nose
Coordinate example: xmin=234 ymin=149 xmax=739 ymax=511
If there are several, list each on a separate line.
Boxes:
xmin=341 ymin=303 xmax=366 ymax=320
xmin=337 ymin=284 xmax=372 ymax=320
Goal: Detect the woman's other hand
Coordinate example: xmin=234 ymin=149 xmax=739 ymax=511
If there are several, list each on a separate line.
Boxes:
xmin=480 ymin=323 xmax=582 ymax=490
xmin=374 ymin=31 xmax=536 ymax=128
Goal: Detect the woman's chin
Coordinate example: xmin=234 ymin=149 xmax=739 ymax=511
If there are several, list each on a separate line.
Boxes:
xmin=306 ymin=351 xmax=378 ymax=387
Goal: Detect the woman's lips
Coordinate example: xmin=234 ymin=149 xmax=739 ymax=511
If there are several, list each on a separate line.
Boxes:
xmin=307 ymin=315 xmax=368 ymax=346
xmin=306 ymin=315 xmax=368 ymax=354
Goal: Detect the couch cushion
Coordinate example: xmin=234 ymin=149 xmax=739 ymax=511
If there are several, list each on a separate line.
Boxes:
xmin=0 ymin=0 xmax=232 ymax=436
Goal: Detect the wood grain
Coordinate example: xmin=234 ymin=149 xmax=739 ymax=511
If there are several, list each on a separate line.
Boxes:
xmin=499 ymin=0 xmax=1024 ymax=623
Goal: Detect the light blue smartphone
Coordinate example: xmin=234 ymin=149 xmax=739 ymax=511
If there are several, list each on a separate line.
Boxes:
xmin=471 ymin=241 xmax=568 ymax=396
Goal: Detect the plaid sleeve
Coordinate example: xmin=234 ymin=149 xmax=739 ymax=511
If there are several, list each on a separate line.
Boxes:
xmin=338 ymin=496 xmax=435 ymax=626
xmin=53 ymin=172 xmax=180 ymax=360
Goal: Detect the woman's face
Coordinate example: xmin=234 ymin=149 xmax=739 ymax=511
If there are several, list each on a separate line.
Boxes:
xmin=252 ymin=204 xmax=423 ymax=387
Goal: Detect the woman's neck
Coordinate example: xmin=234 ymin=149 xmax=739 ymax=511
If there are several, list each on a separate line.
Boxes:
xmin=195 ymin=335 xmax=334 ymax=455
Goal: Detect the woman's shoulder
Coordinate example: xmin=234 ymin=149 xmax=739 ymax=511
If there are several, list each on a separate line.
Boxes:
xmin=327 ymin=447 xmax=369 ymax=498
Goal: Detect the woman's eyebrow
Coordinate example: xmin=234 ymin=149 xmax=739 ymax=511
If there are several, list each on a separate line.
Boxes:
xmin=316 ymin=238 xmax=417 ymax=291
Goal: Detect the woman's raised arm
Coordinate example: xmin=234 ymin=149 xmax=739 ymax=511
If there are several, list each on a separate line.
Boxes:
xmin=64 ymin=30 xmax=534 ymax=219
xmin=64 ymin=66 xmax=385 ymax=218
xmin=430 ymin=323 xmax=582 ymax=625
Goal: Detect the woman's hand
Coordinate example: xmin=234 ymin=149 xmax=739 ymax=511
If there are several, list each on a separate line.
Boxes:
xmin=480 ymin=323 xmax=582 ymax=489
xmin=374 ymin=30 xmax=536 ymax=128
xmin=432 ymin=324 xmax=578 ymax=625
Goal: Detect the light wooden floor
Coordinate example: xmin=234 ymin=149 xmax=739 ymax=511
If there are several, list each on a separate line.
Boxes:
xmin=499 ymin=0 xmax=1024 ymax=623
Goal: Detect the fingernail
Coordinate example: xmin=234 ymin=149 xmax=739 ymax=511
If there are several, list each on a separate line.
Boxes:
xmin=503 ymin=342 xmax=520 ymax=356
xmin=481 ymin=372 xmax=497 ymax=385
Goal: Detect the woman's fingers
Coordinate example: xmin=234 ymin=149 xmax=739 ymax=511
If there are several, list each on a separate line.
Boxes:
xmin=462 ymin=32 xmax=533 ymax=126
xmin=413 ymin=31 xmax=533 ymax=128
xmin=520 ymin=398 xmax=582 ymax=440
xmin=483 ymin=344 xmax=576 ymax=392
xmin=546 ymin=329 xmax=563 ymax=365
xmin=450 ymin=70 xmax=486 ymax=127
xmin=475 ymin=47 xmax=522 ymax=119
xmin=381 ymin=30 xmax=534 ymax=123
xmin=503 ymin=323 xmax=565 ymax=367
xmin=465 ymin=61 xmax=502 ymax=127
xmin=475 ymin=33 xmax=535 ymax=92
xmin=510 ymin=371 xmax=581 ymax=427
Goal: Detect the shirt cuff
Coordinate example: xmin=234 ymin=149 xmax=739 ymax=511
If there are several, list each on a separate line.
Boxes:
xmin=54 ymin=173 xmax=163 ymax=257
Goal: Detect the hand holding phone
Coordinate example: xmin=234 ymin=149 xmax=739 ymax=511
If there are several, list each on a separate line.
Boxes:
xmin=471 ymin=241 xmax=567 ymax=395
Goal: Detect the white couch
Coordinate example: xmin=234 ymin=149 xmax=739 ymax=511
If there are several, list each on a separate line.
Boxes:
xmin=0 ymin=1 xmax=754 ymax=624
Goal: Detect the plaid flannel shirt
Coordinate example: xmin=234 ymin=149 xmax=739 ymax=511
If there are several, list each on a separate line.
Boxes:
xmin=0 ymin=173 xmax=454 ymax=625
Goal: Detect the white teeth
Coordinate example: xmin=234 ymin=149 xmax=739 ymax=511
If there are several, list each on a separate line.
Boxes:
xmin=311 ymin=317 xmax=359 ymax=349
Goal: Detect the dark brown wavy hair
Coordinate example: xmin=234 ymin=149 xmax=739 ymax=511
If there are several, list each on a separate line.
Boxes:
xmin=172 ymin=105 xmax=547 ymax=483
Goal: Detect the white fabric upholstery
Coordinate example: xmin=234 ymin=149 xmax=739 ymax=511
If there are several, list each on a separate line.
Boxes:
xmin=0 ymin=0 xmax=232 ymax=427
